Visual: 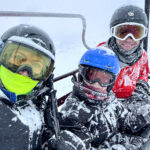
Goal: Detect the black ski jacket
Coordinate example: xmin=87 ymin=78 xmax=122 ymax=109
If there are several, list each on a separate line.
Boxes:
xmin=58 ymin=90 xmax=150 ymax=150
xmin=0 ymin=89 xmax=44 ymax=150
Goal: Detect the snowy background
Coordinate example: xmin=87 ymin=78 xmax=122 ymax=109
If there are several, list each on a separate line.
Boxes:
xmin=0 ymin=0 xmax=147 ymax=98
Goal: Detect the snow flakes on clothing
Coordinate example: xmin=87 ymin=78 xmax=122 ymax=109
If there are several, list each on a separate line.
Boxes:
xmin=61 ymin=95 xmax=91 ymax=123
xmin=12 ymin=100 xmax=44 ymax=149
xmin=60 ymin=93 xmax=128 ymax=148
xmin=99 ymin=133 xmax=148 ymax=150
xmin=12 ymin=100 xmax=43 ymax=131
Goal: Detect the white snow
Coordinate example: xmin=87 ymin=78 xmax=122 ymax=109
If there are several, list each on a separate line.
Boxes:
xmin=97 ymin=46 xmax=116 ymax=56
xmin=9 ymin=36 xmax=55 ymax=60
xmin=12 ymin=100 xmax=44 ymax=149
xmin=11 ymin=116 xmax=17 ymax=122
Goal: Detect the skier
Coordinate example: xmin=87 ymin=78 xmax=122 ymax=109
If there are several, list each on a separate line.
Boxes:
xmin=97 ymin=5 xmax=149 ymax=100
xmin=49 ymin=47 xmax=150 ymax=150
xmin=0 ymin=24 xmax=56 ymax=150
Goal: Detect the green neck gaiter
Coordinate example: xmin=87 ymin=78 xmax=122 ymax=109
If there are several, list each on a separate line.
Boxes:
xmin=0 ymin=65 xmax=39 ymax=95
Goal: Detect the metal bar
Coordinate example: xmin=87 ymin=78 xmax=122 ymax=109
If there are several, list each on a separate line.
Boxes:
xmin=57 ymin=92 xmax=72 ymax=106
xmin=144 ymin=0 xmax=150 ymax=51
xmin=54 ymin=69 xmax=78 ymax=82
xmin=0 ymin=11 xmax=91 ymax=49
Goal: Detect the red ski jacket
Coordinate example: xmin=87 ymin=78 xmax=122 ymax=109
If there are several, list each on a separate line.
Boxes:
xmin=97 ymin=42 xmax=149 ymax=98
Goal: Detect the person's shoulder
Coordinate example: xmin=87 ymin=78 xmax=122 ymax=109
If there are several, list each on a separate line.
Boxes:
xmin=142 ymin=49 xmax=148 ymax=56
xmin=0 ymin=89 xmax=9 ymax=100
xmin=97 ymin=41 xmax=107 ymax=47
xmin=138 ymin=49 xmax=148 ymax=63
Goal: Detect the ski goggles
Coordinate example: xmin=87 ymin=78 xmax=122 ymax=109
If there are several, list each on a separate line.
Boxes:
xmin=111 ymin=22 xmax=148 ymax=41
xmin=79 ymin=65 xmax=115 ymax=87
xmin=0 ymin=36 xmax=55 ymax=81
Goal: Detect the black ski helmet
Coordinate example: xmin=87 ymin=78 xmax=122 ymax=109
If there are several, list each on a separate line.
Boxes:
xmin=0 ymin=24 xmax=56 ymax=101
xmin=110 ymin=5 xmax=148 ymax=28
xmin=1 ymin=24 xmax=55 ymax=55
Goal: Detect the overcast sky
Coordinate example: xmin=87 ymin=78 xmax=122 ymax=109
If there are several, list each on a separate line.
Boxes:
xmin=0 ymin=0 xmax=145 ymax=47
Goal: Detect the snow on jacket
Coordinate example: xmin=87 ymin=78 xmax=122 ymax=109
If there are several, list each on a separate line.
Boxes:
xmin=0 ymin=89 xmax=44 ymax=150
xmin=97 ymin=37 xmax=149 ymax=99
xmin=58 ymin=90 xmax=150 ymax=150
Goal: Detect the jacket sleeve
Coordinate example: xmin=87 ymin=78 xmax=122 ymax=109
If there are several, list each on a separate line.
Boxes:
xmin=132 ymin=51 xmax=150 ymax=100
xmin=56 ymin=96 xmax=93 ymax=150
xmin=131 ymin=79 xmax=150 ymax=101
xmin=111 ymin=99 xmax=150 ymax=150
xmin=138 ymin=50 xmax=149 ymax=82
xmin=118 ymin=98 xmax=150 ymax=134
xmin=98 ymin=133 xmax=148 ymax=150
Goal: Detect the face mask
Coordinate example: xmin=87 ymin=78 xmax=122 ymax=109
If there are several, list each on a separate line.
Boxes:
xmin=0 ymin=65 xmax=39 ymax=95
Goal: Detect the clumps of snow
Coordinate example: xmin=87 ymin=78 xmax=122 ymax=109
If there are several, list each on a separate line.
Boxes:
xmin=124 ymin=75 xmax=133 ymax=86
xmin=8 ymin=124 xmax=12 ymax=127
xmin=76 ymin=101 xmax=90 ymax=113
xmin=96 ymin=46 xmax=116 ymax=56
xmin=61 ymin=97 xmax=90 ymax=119
xmin=11 ymin=116 xmax=17 ymax=122
xmin=62 ymin=130 xmax=86 ymax=150
xmin=12 ymin=100 xmax=44 ymax=149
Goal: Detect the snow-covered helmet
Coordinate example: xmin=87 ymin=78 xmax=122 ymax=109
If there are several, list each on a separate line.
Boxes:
xmin=1 ymin=24 xmax=55 ymax=55
xmin=0 ymin=24 xmax=55 ymax=81
xmin=0 ymin=24 xmax=55 ymax=101
xmin=75 ymin=47 xmax=120 ymax=102
xmin=110 ymin=5 xmax=148 ymax=28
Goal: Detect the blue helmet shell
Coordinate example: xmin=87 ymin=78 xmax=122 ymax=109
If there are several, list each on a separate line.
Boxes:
xmin=79 ymin=47 xmax=120 ymax=75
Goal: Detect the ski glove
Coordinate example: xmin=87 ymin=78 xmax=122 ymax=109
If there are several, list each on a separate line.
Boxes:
xmin=130 ymin=79 xmax=150 ymax=101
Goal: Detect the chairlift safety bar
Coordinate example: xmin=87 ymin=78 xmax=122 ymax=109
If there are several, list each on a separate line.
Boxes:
xmin=0 ymin=11 xmax=91 ymax=49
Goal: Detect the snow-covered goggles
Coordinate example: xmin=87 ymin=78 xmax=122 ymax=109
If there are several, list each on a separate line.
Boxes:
xmin=79 ymin=65 xmax=115 ymax=87
xmin=0 ymin=36 xmax=55 ymax=81
xmin=111 ymin=22 xmax=148 ymax=41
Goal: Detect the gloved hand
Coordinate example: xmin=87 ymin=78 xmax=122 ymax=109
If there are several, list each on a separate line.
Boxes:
xmin=48 ymin=138 xmax=76 ymax=150
xmin=137 ymin=105 xmax=150 ymax=124
xmin=130 ymin=80 xmax=150 ymax=101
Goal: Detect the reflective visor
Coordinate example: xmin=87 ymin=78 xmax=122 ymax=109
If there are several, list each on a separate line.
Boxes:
xmin=80 ymin=65 xmax=115 ymax=87
xmin=0 ymin=41 xmax=54 ymax=81
xmin=111 ymin=23 xmax=147 ymax=41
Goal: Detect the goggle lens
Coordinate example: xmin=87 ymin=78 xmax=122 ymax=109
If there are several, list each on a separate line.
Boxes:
xmin=80 ymin=66 xmax=114 ymax=87
xmin=0 ymin=41 xmax=54 ymax=81
xmin=111 ymin=23 xmax=147 ymax=41
xmin=116 ymin=25 xmax=144 ymax=39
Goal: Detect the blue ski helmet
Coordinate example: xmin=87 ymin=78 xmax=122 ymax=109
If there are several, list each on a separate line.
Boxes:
xmin=79 ymin=47 xmax=120 ymax=75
